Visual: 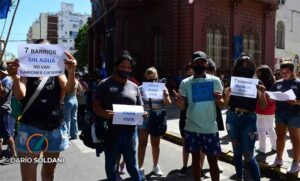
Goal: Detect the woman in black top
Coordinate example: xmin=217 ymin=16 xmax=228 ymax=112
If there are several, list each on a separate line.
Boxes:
xmin=7 ymin=39 xmax=77 ymax=181
xmin=224 ymin=54 xmax=267 ymax=181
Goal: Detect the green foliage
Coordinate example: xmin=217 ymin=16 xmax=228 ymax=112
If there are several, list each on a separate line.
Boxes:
xmin=74 ymin=23 xmax=88 ymax=70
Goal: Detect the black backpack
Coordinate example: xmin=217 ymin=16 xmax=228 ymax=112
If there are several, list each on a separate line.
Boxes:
xmin=79 ymin=120 xmax=107 ymax=151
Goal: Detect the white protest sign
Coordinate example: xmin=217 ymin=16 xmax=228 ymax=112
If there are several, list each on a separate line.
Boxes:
xmin=266 ymin=89 xmax=296 ymax=101
xmin=142 ymin=82 xmax=165 ymax=99
xmin=230 ymin=76 xmax=259 ymax=98
xmin=18 ymin=44 xmax=65 ymax=77
xmin=112 ymin=104 xmax=144 ymax=125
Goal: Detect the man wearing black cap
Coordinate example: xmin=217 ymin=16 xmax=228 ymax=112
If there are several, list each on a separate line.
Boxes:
xmin=0 ymin=61 xmax=16 ymax=164
xmin=173 ymin=51 xmax=224 ymax=181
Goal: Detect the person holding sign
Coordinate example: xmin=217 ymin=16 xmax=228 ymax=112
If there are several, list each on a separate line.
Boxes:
xmin=224 ymin=54 xmax=267 ymax=181
xmin=268 ymin=61 xmax=300 ymax=173
xmin=173 ymin=51 xmax=224 ymax=181
xmin=7 ymin=39 xmax=77 ymax=181
xmin=255 ymin=65 xmax=277 ymax=154
xmin=93 ymin=50 xmax=143 ymax=181
xmin=138 ymin=67 xmax=171 ymax=179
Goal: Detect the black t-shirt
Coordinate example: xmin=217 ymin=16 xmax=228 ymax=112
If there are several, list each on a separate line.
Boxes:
xmin=20 ymin=77 xmax=62 ymax=130
xmin=94 ymin=77 xmax=143 ymax=140
xmin=270 ymin=78 xmax=300 ymax=115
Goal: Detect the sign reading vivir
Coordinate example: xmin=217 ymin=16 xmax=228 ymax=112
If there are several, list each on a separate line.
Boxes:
xmin=112 ymin=104 xmax=144 ymax=125
xmin=230 ymin=76 xmax=259 ymax=98
xmin=18 ymin=44 xmax=65 ymax=77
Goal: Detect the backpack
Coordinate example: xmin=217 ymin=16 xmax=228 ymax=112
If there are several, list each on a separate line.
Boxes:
xmin=148 ymin=109 xmax=167 ymax=137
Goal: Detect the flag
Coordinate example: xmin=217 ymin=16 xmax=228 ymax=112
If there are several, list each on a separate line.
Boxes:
xmin=100 ymin=55 xmax=107 ymax=79
xmin=0 ymin=0 xmax=11 ymax=19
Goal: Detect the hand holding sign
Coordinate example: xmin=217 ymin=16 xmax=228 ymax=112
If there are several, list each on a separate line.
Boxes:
xmin=64 ymin=51 xmax=77 ymax=73
xmin=7 ymin=59 xmax=20 ymax=78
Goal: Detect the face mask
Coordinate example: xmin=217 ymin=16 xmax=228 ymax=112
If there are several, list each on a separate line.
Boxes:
xmin=193 ymin=65 xmax=205 ymax=75
xmin=238 ymin=67 xmax=253 ymax=78
xmin=117 ymin=70 xmax=131 ymax=79
xmin=145 ymin=79 xmax=157 ymax=82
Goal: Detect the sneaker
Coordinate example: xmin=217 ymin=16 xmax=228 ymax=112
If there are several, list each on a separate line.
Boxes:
xmin=178 ymin=166 xmax=187 ymax=177
xmin=153 ymin=165 xmax=163 ymax=176
xmin=0 ymin=156 xmax=16 ymax=165
xmin=269 ymin=158 xmax=283 ymax=168
xmin=287 ymin=162 xmax=300 ymax=174
xmin=139 ymin=169 xmax=147 ymax=181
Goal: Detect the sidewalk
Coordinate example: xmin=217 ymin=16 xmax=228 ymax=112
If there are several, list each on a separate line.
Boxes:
xmin=163 ymin=102 xmax=300 ymax=180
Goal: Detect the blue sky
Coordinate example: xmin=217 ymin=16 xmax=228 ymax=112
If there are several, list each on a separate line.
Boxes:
xmin=0 ymin=0 xmax=91 ymax=57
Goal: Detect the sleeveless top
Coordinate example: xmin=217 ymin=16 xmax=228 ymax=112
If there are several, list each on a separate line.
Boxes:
xmin=20 ymin=77 xmax=62 ymax=130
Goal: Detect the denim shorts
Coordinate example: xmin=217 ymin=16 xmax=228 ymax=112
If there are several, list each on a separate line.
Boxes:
xmin=0 ymin=111 xmax=15 ymax=138
xmin=16 ymin=122 xmax=69 ymax=153
xmin=138 ymin=110 xmax=164 ymax=130
xmin=226 ymin=110 xmax=257 ymax=153
xmin=275 ymin=111 xmax=300 ymax=128
xmin=184 ymin=131 xmax=221 ymax=155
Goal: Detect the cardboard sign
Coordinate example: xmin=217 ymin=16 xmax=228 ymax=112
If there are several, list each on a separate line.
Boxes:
xmin=112 ymin=104 xmax=144 ymax=125
xmin=142 ymin=82 xmax=165 ymax=99
xmin=230 ymin=76 xmax=259 ymax=98
xmin=191 ymin=82 xmax=214 ymax=102
xmin=18 ymin=44 xmax=65 ymax=77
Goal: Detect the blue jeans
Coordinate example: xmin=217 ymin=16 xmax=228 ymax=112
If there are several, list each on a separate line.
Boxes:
xmin=226 ymin=110 xmax=260 ymax=181
xmin=105 ymin=130 xmax=141 ymax=181
xmin=63 ymin=95 xmax=78 ymax=138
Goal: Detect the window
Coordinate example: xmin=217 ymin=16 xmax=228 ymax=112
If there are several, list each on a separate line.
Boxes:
xmin=73 ymin=24 xmax=78 ymax=28
xmin=62 ymin=39 xmax=67 ymax=42
xmin=153 ymin=31 xmax=162 ymax=66
xmin=278 ymin=0 xmax=286 ymax=5
xmin=206 ymin=24 xmax=228 ymax=69
xmin=276 ymin=21 xmax=285 ymax=49
xmin=242 ymin=30 xmax=261 ymax=65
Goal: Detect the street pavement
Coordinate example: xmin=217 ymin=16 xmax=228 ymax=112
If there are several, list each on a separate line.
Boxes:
xmin=0 ymin=101 xmax=299 ymax=180
xmin=164 ymin=101 xmax=300 ymax=181
xmin=0 ymin=138 xmax=279 ymax=181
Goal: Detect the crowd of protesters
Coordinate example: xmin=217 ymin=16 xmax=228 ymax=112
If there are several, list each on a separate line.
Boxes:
xmin=0 ymin=42 xmax=299 ymax=181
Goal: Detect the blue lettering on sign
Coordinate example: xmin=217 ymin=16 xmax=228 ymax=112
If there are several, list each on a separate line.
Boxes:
xmin=28 ymin=57 xmax=38 ymax=62
xmin=122 ymin=112 xmax=136 ymax=122
xmin=39 ymin=58 xmax=55 ymax=63
xmin=191 ymin=82 xmax=214 ymax=102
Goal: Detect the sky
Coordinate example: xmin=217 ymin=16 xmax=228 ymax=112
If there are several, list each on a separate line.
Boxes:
xmin=0 ymin=0 xmax=91 ymax=58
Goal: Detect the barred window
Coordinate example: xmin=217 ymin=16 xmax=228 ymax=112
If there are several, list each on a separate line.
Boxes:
xmin=242 ymin=30 xmax=261 ymax=65
xmin=276 ymin=21 xmax=285 ymax=49
xmin=206 ymin=24 xmax=228 ymax=69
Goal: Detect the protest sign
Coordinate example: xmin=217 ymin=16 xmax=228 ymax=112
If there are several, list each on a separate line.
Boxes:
xmin=142 ymin=82 xmax=165 ymax=99
xmin=112 ymin=104 xmax=144 ymax=125
xmin=18 ymin=44 xmax=65 ymax=77
xmin=266 ymin=89 xmax=296 ymax=101
xmin=230 ymin=76 xmax=259 ymax=98
xmin=191 ymin=81 xmax=214 ymax=102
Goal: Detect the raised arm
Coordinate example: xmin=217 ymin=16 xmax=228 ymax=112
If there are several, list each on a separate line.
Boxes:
xmin=7 ymin=60 xmax=27 ymax=100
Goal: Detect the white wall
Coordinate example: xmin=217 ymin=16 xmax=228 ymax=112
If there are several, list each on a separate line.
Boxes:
xmin=275 ymin=0 xmax=300 ymax=71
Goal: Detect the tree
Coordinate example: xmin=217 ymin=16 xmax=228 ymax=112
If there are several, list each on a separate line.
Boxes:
xmin=74 ymin=23 xmax=88 ymax=70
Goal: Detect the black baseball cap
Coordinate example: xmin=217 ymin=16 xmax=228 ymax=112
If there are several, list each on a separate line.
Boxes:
xmin=192 ymin=51 xmax=208 ymax=62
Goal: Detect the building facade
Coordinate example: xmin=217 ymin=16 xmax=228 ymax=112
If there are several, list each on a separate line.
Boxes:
xmin=27 ymin=3 xmax=90 ymax=52
xmin=57 ymin=3 xmax=90 ymax=53
xmin=275 ymin=0 xmax=300 ymax=72
xmin=88 ymin=0 xmax=277 ymax=85
xmin=27 ymin=13 xmax=58 ymax=44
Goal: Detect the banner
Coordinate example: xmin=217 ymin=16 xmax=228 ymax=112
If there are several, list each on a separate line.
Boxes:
xmin=17 ymin=44 xmax=65 ymax=77
xmin=0 ymin=0 xmax=11 ymax=19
